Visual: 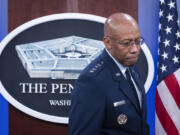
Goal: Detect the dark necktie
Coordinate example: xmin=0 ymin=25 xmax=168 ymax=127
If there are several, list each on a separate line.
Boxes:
xmin=125 ymin=69 xmax=140 ymax=108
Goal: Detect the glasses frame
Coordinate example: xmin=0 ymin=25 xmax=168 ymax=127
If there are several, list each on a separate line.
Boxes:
xmin=107 ymin=36 xmax=145 ymax=47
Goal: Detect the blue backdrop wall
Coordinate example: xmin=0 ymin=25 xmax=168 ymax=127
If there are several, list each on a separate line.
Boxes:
xmin=139 ymin=0 xmax=180 ymax=135
xmin=0 ymin=0 xmax=8 ymax=135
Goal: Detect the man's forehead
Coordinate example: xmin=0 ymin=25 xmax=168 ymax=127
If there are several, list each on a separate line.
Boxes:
xmin=111 ymin=29 xmax=141 ymax=41
xmin=112 ymin=24 xmax=140 ymax=35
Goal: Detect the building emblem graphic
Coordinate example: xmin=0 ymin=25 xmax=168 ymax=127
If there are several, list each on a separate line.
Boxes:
xmin=15 ymin=36 xmax=105 ymax=79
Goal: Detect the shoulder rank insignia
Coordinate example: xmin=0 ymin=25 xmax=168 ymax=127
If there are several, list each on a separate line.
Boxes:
xmin=89 ymin=61 xmax=104 ymax=73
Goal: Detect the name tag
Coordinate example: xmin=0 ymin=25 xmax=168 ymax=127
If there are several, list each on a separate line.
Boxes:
xmin=113 ymin=100 xmax=126 ymax=107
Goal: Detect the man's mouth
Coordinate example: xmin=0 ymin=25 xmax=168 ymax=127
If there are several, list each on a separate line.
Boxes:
xmin=126 ymin=56 xmax=138 ymax=61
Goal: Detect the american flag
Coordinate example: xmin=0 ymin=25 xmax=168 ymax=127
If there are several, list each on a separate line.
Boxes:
xmin=155 ymin=0 xmax=180 ymax=134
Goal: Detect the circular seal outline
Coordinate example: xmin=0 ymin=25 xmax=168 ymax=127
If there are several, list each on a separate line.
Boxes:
xmin=0 ymin=13 xmax=154 ymax=124
xmin=141 ymin=43 xmax=154 ymax=93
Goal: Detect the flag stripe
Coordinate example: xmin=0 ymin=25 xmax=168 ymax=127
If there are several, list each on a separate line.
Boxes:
xmin=164 ymin=73 xmax=180 ymax=109
xmin=174 ymin=68 xmax=180 ymax=86
xmin=155 ymin=113 xmax=167 ymax=135
xmin=157 ymin=81 xmax=180 ymax=133
xmin=155 ymin=90 xmax=179 ymax=135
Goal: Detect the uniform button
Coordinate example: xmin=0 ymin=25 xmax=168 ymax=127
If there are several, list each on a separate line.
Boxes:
xmin=115 ymin=72 xmax=121 ymax=76
xmin=117 ymin=114 xmax=127 ymax=125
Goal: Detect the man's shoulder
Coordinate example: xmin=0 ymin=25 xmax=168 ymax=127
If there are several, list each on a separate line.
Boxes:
xmin=73 ymin=57 xmax=108 ymax=95
xmin=80 ymin=58 xmax=106 ymax=79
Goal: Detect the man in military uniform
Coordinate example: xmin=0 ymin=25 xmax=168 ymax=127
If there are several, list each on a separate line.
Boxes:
xmin=68 ymin=13 xmax=150 ymax=135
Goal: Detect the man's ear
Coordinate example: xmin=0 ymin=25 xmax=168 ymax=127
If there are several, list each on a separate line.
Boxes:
xmin=103 ymin=37 xmax=112 ymax=50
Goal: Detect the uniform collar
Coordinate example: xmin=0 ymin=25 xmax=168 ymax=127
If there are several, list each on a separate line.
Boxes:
xmin=105 ymin=48 xmax=127 ymax=76
xmin=101 ymin=49 xmax=125 ymax=82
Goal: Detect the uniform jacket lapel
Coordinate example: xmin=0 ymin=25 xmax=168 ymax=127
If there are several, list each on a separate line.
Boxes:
xmin=101 ymin=50 xmax=141 ymax=113
xmin=130 ymin=67 xmax=147 ymax=118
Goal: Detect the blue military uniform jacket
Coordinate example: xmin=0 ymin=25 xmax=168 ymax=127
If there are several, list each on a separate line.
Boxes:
xmin=69 ymin=49 xmax=149 ymax=135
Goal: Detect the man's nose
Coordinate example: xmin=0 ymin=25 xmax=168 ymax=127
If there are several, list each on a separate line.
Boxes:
xmin=129 ymin=43 xmax=139 ymax=53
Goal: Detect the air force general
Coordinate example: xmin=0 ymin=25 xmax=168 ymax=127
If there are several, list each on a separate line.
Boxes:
xmin=68 ymin=13 xmax=150 ymax=135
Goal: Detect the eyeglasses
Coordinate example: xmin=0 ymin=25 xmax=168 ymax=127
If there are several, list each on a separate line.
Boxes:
xmin=107 ymin=36 xmax=144 ymax=47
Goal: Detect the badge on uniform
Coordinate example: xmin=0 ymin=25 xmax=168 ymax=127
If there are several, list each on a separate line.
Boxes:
xmin=113 ymin=100 xmax=126 ymax=107
xmin=117 ymin=114 xmax=127 ymax=125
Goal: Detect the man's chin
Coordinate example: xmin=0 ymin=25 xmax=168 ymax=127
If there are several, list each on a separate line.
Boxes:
xmin=124 ymin=61 xmax=137 ymax=67
xmin=123 ymin=57 xmax=139 ymax=66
